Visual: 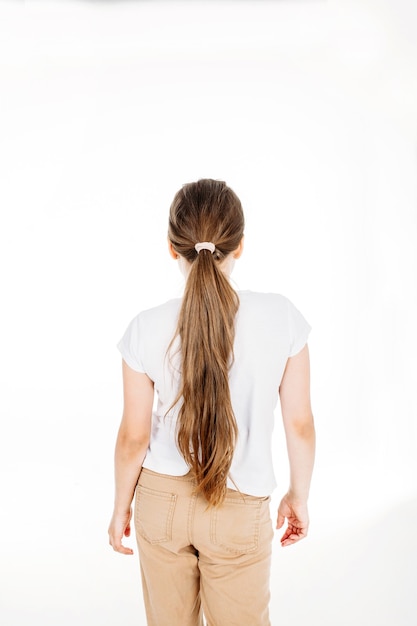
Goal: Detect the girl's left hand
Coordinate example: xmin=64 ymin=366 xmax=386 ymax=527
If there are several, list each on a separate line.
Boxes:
xmin=108 ymin=508 xmax=134 ymax=555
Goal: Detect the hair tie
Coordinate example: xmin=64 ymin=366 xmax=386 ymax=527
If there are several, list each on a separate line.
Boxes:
xmin=195 ymin=242 xmax=216 ymax=254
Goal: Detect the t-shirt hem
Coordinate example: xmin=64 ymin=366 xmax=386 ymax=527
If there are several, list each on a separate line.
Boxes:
xmin=117 ymin=342 xmax=146 ymax=373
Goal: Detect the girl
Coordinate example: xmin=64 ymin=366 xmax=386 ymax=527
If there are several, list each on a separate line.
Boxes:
xmin=108 ymin=179 xmax=315 ymax=626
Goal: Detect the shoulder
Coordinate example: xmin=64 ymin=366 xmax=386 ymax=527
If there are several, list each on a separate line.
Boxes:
xmin=235 ymin=291 xmax=295 ymax=330
xmin=140 ymin=297 xmax=182 ymax=318
xmin=127 ymin=297 xmax=182 ymax=329
xmin=238 ymin=290 xmax=292 ymax=311
xmin=237 ymin=291 xmax=310 ymax=329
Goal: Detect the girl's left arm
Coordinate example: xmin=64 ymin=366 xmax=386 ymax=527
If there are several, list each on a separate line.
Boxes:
xmin=108 ymin=360 xmax=154 ymax=555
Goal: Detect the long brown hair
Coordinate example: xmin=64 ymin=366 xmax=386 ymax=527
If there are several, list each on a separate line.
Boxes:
xmin=168 ymin=179 xmax=245 ymax=506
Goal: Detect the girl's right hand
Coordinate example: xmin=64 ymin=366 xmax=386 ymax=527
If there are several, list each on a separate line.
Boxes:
xmin=276 ymin=494 xmax=309 ymax=547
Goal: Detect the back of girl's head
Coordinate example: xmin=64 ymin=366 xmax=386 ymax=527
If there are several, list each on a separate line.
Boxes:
xmin=168 ymin=179 xmax=244 ymax=262
xmin=167 ymin=179 xmax=244 ymax=507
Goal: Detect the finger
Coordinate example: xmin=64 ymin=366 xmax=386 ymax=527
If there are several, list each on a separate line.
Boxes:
xmin=281 ymin=537 xmax=302 ymax=547
xmin=276 ymin=513 xmax=285 ymax=529
xmin=109 ymin=531 xmax=134 ymax=555
xmin=110 ymin=539 xmax=134 ymax=555
xmin=115 ymin=544 xmax=134 ymax=555
xmin=281 ymin=538 xmax=297 ymax=547
xmin=281 ymin=530 xmax=307 ymax=547
xmin=124 ymin=523 xmax=131 ymax=537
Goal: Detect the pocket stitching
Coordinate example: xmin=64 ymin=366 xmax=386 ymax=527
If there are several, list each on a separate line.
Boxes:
xmin=135 ymin=486 xmax=177 ymax=544
xmin=210 ymin=499 xmax=263 ymax=555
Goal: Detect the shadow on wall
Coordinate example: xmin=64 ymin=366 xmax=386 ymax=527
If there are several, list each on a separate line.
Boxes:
xmin=271 ymin=497 xmax=417 ymax=626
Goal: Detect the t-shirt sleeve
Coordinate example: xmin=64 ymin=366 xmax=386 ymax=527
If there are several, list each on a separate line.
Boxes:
xmin=287 ymin=299 xmax=312 ymax=357
xmin=117 ymin=314 xmax=146 ymax=373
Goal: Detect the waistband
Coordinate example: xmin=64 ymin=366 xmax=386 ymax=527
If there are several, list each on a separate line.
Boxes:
xmin=137 ymin=467 xmax=269 ymax=503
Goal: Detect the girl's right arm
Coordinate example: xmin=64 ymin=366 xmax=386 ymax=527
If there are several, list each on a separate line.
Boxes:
xmin=277 ymin=344 xmax=316 ymax=547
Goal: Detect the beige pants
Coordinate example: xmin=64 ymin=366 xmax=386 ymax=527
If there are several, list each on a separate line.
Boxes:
xmin=135 ymin=468 xmax=273 ymax=626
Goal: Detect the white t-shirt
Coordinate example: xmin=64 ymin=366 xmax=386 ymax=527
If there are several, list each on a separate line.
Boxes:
xmin=117 ymin=290 xmax=311 ymax=497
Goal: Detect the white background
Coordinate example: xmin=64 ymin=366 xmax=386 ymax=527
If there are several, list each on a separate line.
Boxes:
xmin=1 ymin=0 xmax=416 ymax=624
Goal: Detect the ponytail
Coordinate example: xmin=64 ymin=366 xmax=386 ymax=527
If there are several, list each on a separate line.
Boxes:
xmin=167 ymin=179 xmax=244 ymax=506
